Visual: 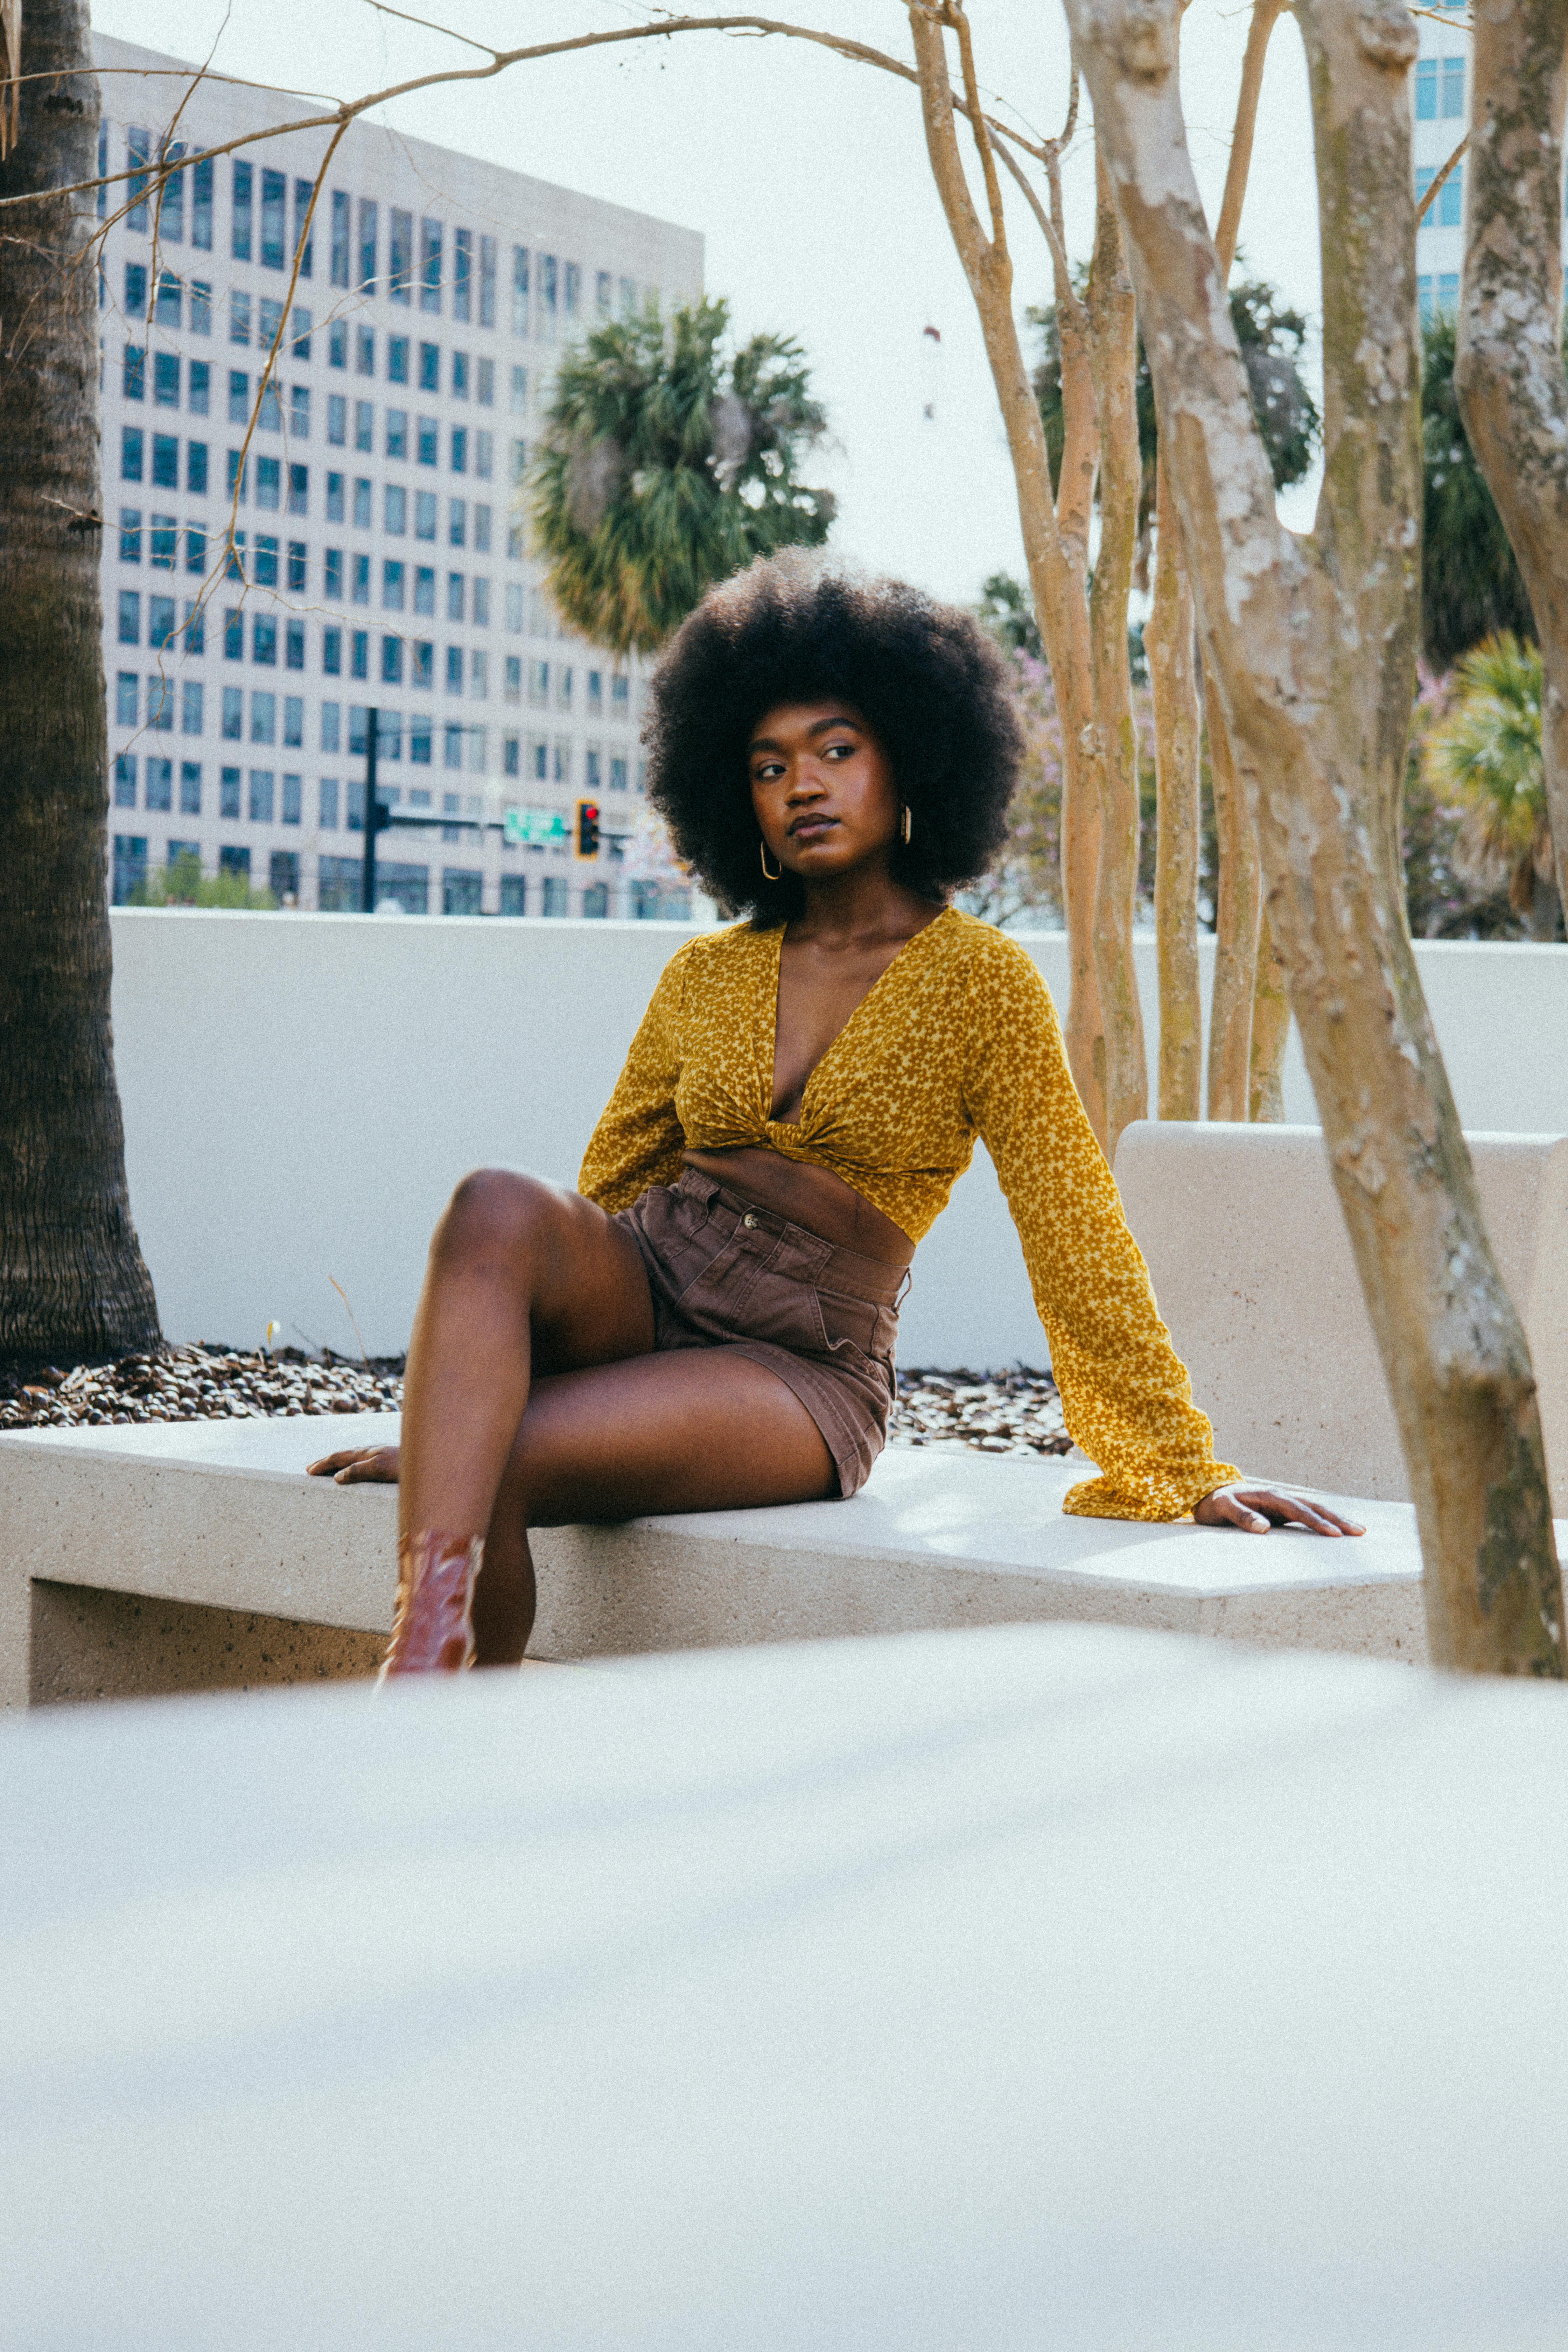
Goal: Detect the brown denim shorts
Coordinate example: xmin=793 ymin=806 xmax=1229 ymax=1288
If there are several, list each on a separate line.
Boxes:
xmin=616 ymin=1168 xmax=905 ymax=1499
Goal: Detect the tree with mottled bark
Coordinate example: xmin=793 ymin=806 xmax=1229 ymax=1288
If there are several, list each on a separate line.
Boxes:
xmin=1064 ymin=0 xmax=1563 ymax=1674
xmin=0 ymin=0 xmax=161 ymax=1373
xmin=1455 ymin=0 xmax=1568 ymax=923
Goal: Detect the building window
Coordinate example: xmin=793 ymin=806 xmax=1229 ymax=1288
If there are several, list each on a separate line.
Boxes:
xmin=419 ymin=340 xmax=440 ymax=394
xmin=230 ymin=290 xmax=252 ymax=348
xmin=504 ymin=654 xmax=521 ymax=704
xmin=253 ymin=614 xmax=278 ymax=666
xmin=511 ymin=246 xmax=529 ymax=337
xmin=145 ymin=757 xmax=173 ymax=811
xmin=446 ymin=646 xmax=465 ymax=695
xmin=610 ymin=754 xmax=628 ymax=794
xmin=472 ymin=578 xmax=490 ymax=627
xmin=1438 ymin=164 xmax=1463 ymax=229
xmin=123 ymin=344 xmax=146 ymax=401
xmin=503 ymin=733 xmax=520 ymax=774
xmin=192 ymin=157 xmax=214 ymax=250
xmin=320 ymin=777 xmax=340 ymax=828
xmin=410 ymin=713 xmax=433 ymax=763
xmin=228 ymin=368 xmax=250 ymax=424
xmin=149 ymin=513 xmax=177 ymax=569
xmin=180 ymin=761 xmax=202 ymax=813
xmin=565 ymin=262 xmax=581 ymax=324
xmin=449 ymin=498 xmax=467 ymax=548
xmin=543 ymin=876 xmax=568 ymax=918
xmin=353 ymin=479 xmax=372 ymax=530
xmin=454 ymin=231 xmax=473 ymax=323
xmin=323 ymin=624 xmax=343 ymax=676
xmin=182 ymin=681 xmax=204 ymax=737
xmin=145 ymin=674 xmax=174 ymax=731
xmin=152 ymin=433 xmax=178 ymax=489
xmin=232 ymin=160 xmax=253 ymax=261
xmin=539 ymin=255 xmax=558 ymax=338
xmin=287 ymin=541 xmax=307 ymax=594
xmin=220 ymin=846 xmax=251 ymax=882
xmin=473 ymin=430 xmax=492 ymax=483
xmin=351 ymin=630 xmax=369 ymax=679
xmin=420 ymin=219 xmax=443 ymax=313
xmin=260 ymin=168 xmax=286 ymax=269
xmin=356 ymin=325 xmax=374 ymax=377
xmin=331 ymin=190 xmax=351 ymax=287
xmin=325 ymin=551 xmax=344 ymax=603
xmin=479 ymin=234 xmax=497 ymax=328
xmin=385 ymin=483 xmax=407 ymax=535
xmin=322 ymin=701 xmax=342 ymax=752
xmin=445 ymin=722 xmax=465 ymax=770
xmin=253 ymin=536 xmax=279 ymax=588
xmin=187 ymin=440 xmax=209 ymax=497
xmin=286 ymin=620 xmax=305 ymax=671
xmin=250 ymin=769 xmax=275 ymax=822
xmin=476 ymin=355 xmax=494 ymax=406
xmin=126 ymin=126 xmax=152 ymax=231
xmin=289 ymin=384 xmax=310 ymax=440
xmin=358 ymin=197 xmax=378 ymax=293
xmin=328 ymin=393 xmax=346 ymax=446
xmin=190 ymin=284 xmax=212 ymax=338
xmin=288 ymin=463 xmax=308 ymax=516
xmin=390 ymin=208 xmax=413 ymax=302
xmin=528 ymin=659 xmax=548 ymax=706
xmin=221 ymin=765 xmax=242 ymax=818
xmin=223 ymin=608 xmax=243 ymax=660
xmin=293 ymin=177 xmax=315 ymax=275
xmin=351 ymin=551 xmax=371 ymax=605
xmin=258 ymin=379 xmax=282 ymax=432
xmin=222 ymin=686 xmax=243 ymax=738
xmin=113 ymin=753 xmax=138 ymax=806
xmin=251 ymin=695 xmax=276 ymax=747
xmin=119 ymin=507 xmax=142 ymax=565
xmin=112 ymin=836 xmax=149 ymax=905
xmin=121 ymin=428 xmax=144 ymax=483
xmin=354 ymin=400 xmax=374 ymax=453
xmin=329 ymin=320 xmax=348 ymax=370
xmin=447 ymin=572 xmax=465 ymax=623
xmin=183 ymin=597 xmax=205 ymax=655
xmin=1442 ymin=54 xmax=1465 ymax=115
xmin=499 ymin=875 xmax=526 ymax=917
xmin=417 ymin=415 xmax=438 ymax=466
xmin=282 ymin=772 xmax=303 ymax=824
xmin=450 ymin=425 xmax=467 ymax=475
xmin=115 ymin=674 xmax=139 ymax=727
xmin=257 ymin=455 xmax=281 ymax=511
xmin=415 ymin=491 xmax=437 ymax=541
xmin=226 ymin=451 xmax=247 ymax=504
xmin=152 ymin=351 xmax=179 ymax=408
xmin=383 ymin=559 xmax=406 ymax=610
xmin=386 ymin=407 xmax=408 ymax=460
xmin=270 ymin=848 xmax=301 ymax=902
xmin=118 ymin=591 xmax=141 ymax=645
xmin=414 ymin=565 xmax=436 ymax=615
xmin=470 ymin=650 xmax=489 ymax=701
xmin=596 ymin=271 xmax=612 ymax=319
xmin=412 ymin=641 xmax=434 ymax=690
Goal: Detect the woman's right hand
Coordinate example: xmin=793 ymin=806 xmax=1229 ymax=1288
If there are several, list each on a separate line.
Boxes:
xmin=307 ymin=1444 xmax=401 ymax=1485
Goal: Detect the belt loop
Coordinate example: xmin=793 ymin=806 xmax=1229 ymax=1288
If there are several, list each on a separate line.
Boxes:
xmin=894 ymin=1268 xmax=912 ymax=1310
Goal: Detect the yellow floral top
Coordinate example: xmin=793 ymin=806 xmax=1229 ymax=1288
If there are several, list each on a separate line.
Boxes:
xmin=579 ymin=908 xmax=1240 ymax=1521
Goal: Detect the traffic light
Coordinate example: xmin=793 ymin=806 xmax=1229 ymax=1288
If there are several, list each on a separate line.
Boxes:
xmin=576 ymin=799 xmax=600 ymax=859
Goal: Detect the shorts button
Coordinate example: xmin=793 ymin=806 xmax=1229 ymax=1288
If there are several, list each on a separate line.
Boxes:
xmin=742 ymin=1212 xmax=758 ymax=1228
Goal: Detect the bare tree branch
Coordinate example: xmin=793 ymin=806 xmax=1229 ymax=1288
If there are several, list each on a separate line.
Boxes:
xmin=1415 ymin=130 xmax=1468 ymax=225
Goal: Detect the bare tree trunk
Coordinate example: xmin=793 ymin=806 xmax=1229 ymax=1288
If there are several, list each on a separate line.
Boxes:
xmin=1455 ymin=0 xmax=1568 ymax=919
xmin=1146 ymin=458 xmax=1201 ymax=1119
xmin=1248 ymin=909 xmax=1290 ymax=1120
xmin=0 ymin=0 xmax=161 ymax=1371
xmin=1205 ymin=677 xmax=1262 ymax=1119
xmin=904 ymin=5 xmax=1112 ymax=1140
xmin=1086 ymin=153 xmax=1148 ymax=1154
xmin=1066 ymin=0 xmax=1563 ymax=1674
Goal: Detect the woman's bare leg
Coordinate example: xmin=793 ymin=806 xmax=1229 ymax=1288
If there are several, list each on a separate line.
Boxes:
xmin=475 ymin=1350 xmax=837 ymax=1664
xmin=397 ymin=1168 xmax=657 ymax=1550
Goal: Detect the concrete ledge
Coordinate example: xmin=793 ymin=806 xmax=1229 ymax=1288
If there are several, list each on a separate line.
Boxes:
xmin=0 ymin=1413 xmax=1486 ymax=1706
xmin=1118 ymin=1123 xmax=1568 ymax=1510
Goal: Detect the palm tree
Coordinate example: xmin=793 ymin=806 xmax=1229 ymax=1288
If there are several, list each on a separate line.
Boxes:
xmin=1424 ymin=634 xmax=1562 ymax=941
xmin=529 ymin=297 xmax=834 ymax=657
xmin=0 ymin=0 xmax=161 ymax=1370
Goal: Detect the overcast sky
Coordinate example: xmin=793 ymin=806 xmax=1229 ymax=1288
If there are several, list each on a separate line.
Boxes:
xmin=94 ymin=0 xmax=1325 ymax=607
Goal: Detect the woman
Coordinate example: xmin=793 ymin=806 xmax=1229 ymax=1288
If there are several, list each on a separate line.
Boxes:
xmin=310 ymin=558 xmax=1360 ymax=1675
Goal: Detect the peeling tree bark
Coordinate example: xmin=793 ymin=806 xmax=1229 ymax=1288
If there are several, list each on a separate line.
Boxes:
xmin=1146 ymin=455 xmax=1202 ymax=1119
xmin=1455 ymin=0 xmax=1568 ymax=919
xmin=0 ymin=0 xmax=161 ymax=1371
xmin=1086 ymin=154 xmax=1149 ymax=1153
xmin=1064 ymin=0 xmax=1564 ymax=1674
xmin=1205 ymin=674 xmax=1262 ymax=1120
xmin=1247 ymin=909 xmax=1290 ymax=1120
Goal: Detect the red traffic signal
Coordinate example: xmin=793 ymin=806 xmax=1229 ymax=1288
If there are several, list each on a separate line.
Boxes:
xmin=576 ymin=799 xmax=600 ymax=859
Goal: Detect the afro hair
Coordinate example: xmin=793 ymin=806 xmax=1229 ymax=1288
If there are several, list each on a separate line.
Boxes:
xmin=642 ymin=553 xmax=1023 ymax=922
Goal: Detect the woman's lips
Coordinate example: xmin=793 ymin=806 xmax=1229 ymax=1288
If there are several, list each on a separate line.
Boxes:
xmin=790 ymin=816 xmax=836 ymax=840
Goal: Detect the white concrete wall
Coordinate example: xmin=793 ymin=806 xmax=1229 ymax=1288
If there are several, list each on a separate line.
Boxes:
xmin=108 ymin=910 xmax=1568 ymax=1363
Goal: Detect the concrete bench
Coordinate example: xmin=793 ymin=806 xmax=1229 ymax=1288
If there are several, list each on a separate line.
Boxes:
xmin=0 ymin=1412 xmax=1477 ymax=1708
xmin=1117 ymin=1123 xmax=1568 ymax=1511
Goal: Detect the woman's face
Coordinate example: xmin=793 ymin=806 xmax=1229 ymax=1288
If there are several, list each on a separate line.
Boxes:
xmin=747 ymin=701 xmax=900 ymax=882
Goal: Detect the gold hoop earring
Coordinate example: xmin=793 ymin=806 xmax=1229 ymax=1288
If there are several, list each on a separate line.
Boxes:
xmin=900 ymin=803 xmax=912 ymax=846
xmin=760 ymin=841 xmax=782 ymax=882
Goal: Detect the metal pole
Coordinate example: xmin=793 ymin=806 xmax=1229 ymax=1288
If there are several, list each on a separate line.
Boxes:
xmin=359 ymin=705 xmax=379 ymax=913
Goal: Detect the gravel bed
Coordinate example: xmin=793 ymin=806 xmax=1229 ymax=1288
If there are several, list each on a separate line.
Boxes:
xmin=1 ymin=1346 xmax=1070 ymax=1461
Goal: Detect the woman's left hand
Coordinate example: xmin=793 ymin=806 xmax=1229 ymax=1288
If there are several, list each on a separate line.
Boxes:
xmin=1193 ymin=1483 xmax=1365 ymax=1537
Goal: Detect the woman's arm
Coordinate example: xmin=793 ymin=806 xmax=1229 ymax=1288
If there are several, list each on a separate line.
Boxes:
xmin=578 ymin=946 xmax=691 ymax=1211
xmin=962 ymin=933 xmax=1243 ymax=1521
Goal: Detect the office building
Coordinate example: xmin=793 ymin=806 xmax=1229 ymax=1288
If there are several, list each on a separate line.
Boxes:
xmin=95 ymin=34 xmax=703 ymax=915
xmin=1412 ymin=1 xmax=1469 ymax=327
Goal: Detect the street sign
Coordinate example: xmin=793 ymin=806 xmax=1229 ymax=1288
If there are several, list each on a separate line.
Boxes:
xmin=503 ymin=806 xmax=571 ymax=849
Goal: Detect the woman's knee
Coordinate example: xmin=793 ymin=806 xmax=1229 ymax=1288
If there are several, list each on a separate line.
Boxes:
xmin=432 ymin=1167 xmax=562 ymax=1268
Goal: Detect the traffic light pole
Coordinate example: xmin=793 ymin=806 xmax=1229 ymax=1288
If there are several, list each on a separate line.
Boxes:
xmin=359 ymin=704 xmax=380 ymax=913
